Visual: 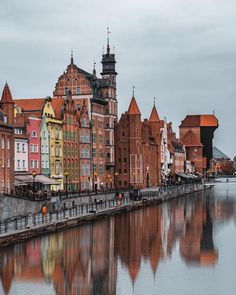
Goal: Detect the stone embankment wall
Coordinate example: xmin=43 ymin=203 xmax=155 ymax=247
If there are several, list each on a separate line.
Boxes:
xmin=0 ymin=191 xmax=129 ymax=219
xmin=0 ymin=183 xmax=209 ymax=247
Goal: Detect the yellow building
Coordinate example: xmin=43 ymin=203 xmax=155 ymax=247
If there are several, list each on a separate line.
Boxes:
xmin=42 ymin=97 xmax=63 ymax=190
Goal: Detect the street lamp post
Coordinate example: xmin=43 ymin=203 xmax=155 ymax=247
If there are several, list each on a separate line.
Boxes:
xmin=32 ymin=170 xmax=37 ymax=195
xmin=115 ymin=172 xmax=118 ymax=192
xmin=94 ymin=171 xmax=97 ymax=193
xmin=132 ymin=172 xmax=136 ymax=188
xmin=64 ymin=172 xmax=69 ymax=196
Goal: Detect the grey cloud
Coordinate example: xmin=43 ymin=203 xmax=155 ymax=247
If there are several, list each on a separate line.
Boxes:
xmin=0 ymin=0 xmax=235 ymax=157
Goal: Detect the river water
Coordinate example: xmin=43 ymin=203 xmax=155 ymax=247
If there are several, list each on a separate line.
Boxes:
xmin=0 ymin=183 xmax=235 ymax=295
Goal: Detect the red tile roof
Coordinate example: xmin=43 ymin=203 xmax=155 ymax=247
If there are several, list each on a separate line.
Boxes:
xmin=127 ymin=97 xmax=141 ymax=115
xmin=181 ymin=130 xmax=203 ymax=147
xmin=149 ymin=105 xmax=160 ymax=122
xmin=180 ymin=115 xmax=218 ymax=127
xmin=51 ymin=97 xmax=65 ymax=119
xmin=14 ymin=98 xmax=45 ymax=116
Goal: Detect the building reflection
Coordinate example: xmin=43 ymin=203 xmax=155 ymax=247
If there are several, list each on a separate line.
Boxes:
xmin=0 ymin=190 xmax=235 ymax=294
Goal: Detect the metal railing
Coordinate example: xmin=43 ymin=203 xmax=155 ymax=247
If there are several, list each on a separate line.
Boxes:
xmin=0 ymin=183 xmax=204 ymax=236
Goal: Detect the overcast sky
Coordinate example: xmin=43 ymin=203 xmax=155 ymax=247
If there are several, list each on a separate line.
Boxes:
xmin=0 ymin=0 xmax=235 ymax=157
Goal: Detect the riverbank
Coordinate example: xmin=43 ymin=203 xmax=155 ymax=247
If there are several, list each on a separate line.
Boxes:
xmin=0 ymin=183 xmax=210 ymax=247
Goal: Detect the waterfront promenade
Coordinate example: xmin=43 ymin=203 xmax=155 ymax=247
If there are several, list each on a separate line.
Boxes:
xmin=0 ymin=183 xmax=206 ymax=247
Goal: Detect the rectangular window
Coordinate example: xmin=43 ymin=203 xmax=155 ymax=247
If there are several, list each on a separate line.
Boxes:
xmin=7 ymin=159 xmax=10 ymax=168
xmin=46 ymin=161 xmax=49 ymax=168
xmin=7 ymin=139 xmax=10 ymax=150
xmin=92 ymin=134 xmax=96 ymax=143
xmin=81 ymin=164 xmax=85 ymax=176
xmin=34 ymin=144 xmax=38 ymax=153
xmin=31 ymin=160 xmax=34 ymax=168
xmin=76 ymin=86 xmax=81 ymax=95
xmin=99 ymin=134 xmax=103 ymax=144
xmin=55 ymin=129 xmax=59 ymax=140
xmin=92 ymin=163 xmax=96 ymax=173
xmin=32 ymin=131 xmax=37 ymax=138
xmin=30 ymin=144 xmax=34 ymax=153
xmin=86 ymin=133 xmax=90 ymax=143
xmin=99 ymin=164 xmax=103 ymax=176
xmin=85 ymin=164 xmax=90 ymax=176
xmin=17 ymin=160 xmax=20 ymax=168
xmin=56 ymin=162 xmax=60 ymax=175
xmin=35 ymin=160 xmax=38 ymax=168
xmin=17 ymin=143 xmax=20 ymax=152
xmin=92 ymin=149 xmax=96 ymax=157
xmin=23 ymin=160 xmax=25 ymax=169
xmin=1 ymin=137 xmax=5 ymax=149
xmin=22 ymin=143 xmax=25 ymax=153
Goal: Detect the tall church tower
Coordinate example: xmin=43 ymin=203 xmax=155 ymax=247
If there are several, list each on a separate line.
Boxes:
xmin=101 ymin=28 xmax=118 ymax=184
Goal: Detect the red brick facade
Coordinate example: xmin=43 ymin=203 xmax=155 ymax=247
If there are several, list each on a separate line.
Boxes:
xmin=115 ymin=97 xmax=161 ymax=189
xmin=0 ymin=83 xmax=15 ymax=194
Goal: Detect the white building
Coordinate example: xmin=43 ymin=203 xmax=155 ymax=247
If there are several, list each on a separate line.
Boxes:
xmin=14 ymin=127 xmax=28 ymax=172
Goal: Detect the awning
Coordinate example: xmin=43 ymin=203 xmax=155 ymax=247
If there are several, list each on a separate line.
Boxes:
xmin=15 ymin=174 xmax=57 ymax=186
xmin=14 ymin=179 xmax=28 ymax=186
xmin=34 ymin=175 xmax=58 ymax=185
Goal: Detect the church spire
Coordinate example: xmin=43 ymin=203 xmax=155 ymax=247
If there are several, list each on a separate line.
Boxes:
xmin=93 ymin=61 xmax=97 ymax=77
xmin=1 ymin=82 xmax=13 ymax=103
xmin=107 ymin=27 xmax=110 ymax=54
xmin=70 ymin=49 xmax=74 ymax=64
xmin=101 ymin=27 xmax=117 ymax=77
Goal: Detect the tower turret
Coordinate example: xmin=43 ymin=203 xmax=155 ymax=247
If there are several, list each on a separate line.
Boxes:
xmin=101 ymin=27 xmax=117 ymax=78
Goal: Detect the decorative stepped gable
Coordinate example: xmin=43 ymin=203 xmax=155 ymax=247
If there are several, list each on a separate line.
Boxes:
xmin=127 ymin=96 xmax=141 ymax=115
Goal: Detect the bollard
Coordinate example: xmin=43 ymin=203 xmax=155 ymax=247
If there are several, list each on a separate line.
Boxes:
xmin=25 ymin=216 xmax=28 ymax=228
xmin=15 ymin=218 xmax=18 ymax=230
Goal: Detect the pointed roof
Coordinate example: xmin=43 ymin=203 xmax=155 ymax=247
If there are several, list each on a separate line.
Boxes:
xmin=127 ymin=97 xmax=141 ymax=115
xmin=181 ymin=130 xmax=203 ymax=147
xmin=149 ymin=105 xmax=160 ymax=122
xmin=1 ymin=83 xmax=12 ymax=103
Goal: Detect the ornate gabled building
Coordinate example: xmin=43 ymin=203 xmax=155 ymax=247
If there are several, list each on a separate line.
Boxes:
xmin=42 ymin=97 xmax=64 ymax=190
xmin=0 ymin=83 xmax=15 ymax=194
xmin=53 ymin=33 xmax=118 ymax=189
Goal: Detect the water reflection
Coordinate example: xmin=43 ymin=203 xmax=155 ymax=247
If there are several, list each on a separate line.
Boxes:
xmin=0 ymin=184 xmax=236 ymax=295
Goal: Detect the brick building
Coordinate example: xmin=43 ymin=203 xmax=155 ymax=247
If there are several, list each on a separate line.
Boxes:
xmin=179 ymin=115 xmax=218 ymax=175
xmin=53 ymin=33 xmax=117 ymax=188
xmin=0 ymin=83 xmax=15 ymax=194
xmin=115 ymin=96 xmax=161 ymax=189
